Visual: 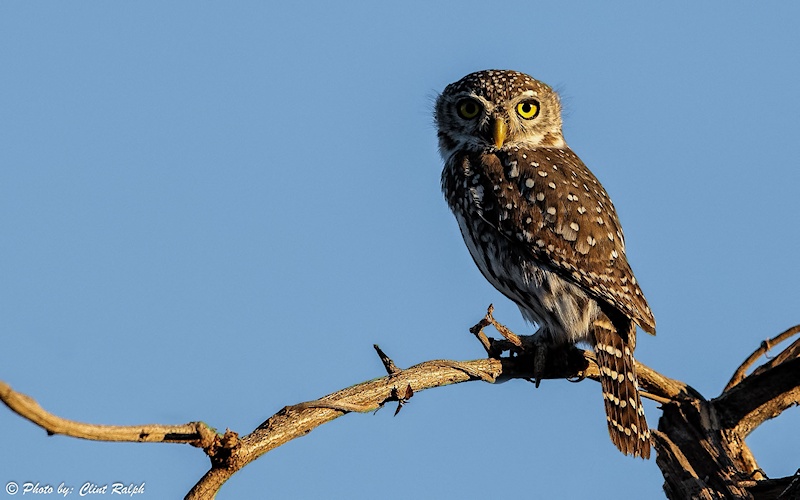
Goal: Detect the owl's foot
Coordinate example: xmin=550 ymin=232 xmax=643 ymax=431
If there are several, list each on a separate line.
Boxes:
xmin=469 ymin=305 xmax=577 ymax=386
xmin=527 ymin=333 xmax=564 ymax=388
xmin=528 ymin=333 xmax=586 ymax=387
xmin=487 ymin=326 xmax=552 ymax=387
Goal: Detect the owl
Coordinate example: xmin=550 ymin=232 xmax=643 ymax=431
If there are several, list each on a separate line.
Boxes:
xmin=435 ymin=70 xmax=655 ymax=458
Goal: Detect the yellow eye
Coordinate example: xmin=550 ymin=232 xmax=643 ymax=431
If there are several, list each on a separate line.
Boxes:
xmin=456 ymin=99 xmax=482 ymax=119
xmin=516 ymin=100 xmax=540 ymax=119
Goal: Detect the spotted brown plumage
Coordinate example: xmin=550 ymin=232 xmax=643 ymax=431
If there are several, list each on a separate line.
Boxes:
xmin=436 ymin=69 xmax=655 ymax=458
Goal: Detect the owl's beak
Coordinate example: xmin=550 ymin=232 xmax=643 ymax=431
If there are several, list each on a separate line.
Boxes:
xmin=492 ymin=119 xmax=507 ymax=148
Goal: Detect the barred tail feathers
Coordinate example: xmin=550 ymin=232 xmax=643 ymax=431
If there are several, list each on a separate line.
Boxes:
xmin=593 ymin=319 xmax=651 ymax=459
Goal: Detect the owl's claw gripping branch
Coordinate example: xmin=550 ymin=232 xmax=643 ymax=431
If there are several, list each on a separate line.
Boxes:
xmin=530 ymin=335 xmax=549 ymax=388
xmin=469 ymin=305 xmax=567 ymax=388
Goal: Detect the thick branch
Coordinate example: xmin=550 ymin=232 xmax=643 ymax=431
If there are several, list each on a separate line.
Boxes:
xmin=653 ymin=325 xmax=800 ymax=500
xmin=715 ymin=357 xmax=800 ymax=436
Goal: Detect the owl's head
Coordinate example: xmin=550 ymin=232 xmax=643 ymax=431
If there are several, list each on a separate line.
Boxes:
xmin=435 ymin=70 xmax=565 ymax=159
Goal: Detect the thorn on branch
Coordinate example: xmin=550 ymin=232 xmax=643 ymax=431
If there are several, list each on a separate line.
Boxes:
xmin=373 ymin=344 xmax=401 ymax=375
xmin=391 ymin=385 xmax=414 ymax=416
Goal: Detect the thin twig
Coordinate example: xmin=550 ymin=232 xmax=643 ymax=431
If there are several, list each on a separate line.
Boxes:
xmin=751 ymin=337 xmax=800 ymax=379
xmin=639 ymin=391 xmax=673 ymax=405
xmin=469 ymin=304 xmax=498 ymax=355
xmin=0 ymin=381 xmax=217 ymax=447
xmin=724 ymin=325 xmax=800 ymax=392
xmin=484 ymin=304 xmax=523 ymax=348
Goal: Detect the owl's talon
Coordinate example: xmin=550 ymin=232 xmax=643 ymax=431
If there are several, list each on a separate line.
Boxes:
xmin=530 ymin=334 xmax=549 ymax=387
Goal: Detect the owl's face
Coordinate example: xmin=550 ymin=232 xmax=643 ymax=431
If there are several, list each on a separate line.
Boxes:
xmin=435 ymin=70 xmax=565 ymax=159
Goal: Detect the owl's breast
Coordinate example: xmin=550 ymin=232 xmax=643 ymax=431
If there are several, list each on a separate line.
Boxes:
xmin=442 ymin=147 xmax=655 ymax=336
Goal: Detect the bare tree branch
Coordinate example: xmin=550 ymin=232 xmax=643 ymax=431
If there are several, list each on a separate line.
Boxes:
xmin=716 ymin=358 xmax=800 ymax=436
xmin=725 ymin=325 xmax=800 ymax=392
xmin=752 ymin=336 xmax=800 ymax=379
xmin=0 ymin=380 xmax=217 ymax=447
xmin=2 ymin=316 xmax=799 ymax=499
xmin=653 ymin=323 xmax=800 ymax=500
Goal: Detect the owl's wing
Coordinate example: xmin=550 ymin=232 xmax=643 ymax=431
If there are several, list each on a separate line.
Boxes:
xmin=470 ymin=148 xmax=656 ymax=335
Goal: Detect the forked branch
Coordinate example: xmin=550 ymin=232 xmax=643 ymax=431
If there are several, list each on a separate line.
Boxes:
xmin=2 ymin=311 xmax=799 ymax=500
xmin=725 ymin=325 xmax=800 ymax=391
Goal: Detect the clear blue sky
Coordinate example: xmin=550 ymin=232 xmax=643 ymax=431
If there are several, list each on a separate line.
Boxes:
xmin=2 ymin=2 xmax=798 ymax=499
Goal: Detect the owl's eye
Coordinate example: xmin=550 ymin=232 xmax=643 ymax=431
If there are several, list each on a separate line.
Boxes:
xmin=516 ymin=100 xmax=540 ymax=119
xmin=456 ymin=99 xmax=482 ymax=119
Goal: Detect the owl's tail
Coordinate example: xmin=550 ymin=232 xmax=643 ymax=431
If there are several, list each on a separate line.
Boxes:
xmin=592 ymin=317 xmax=651 ymax=459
